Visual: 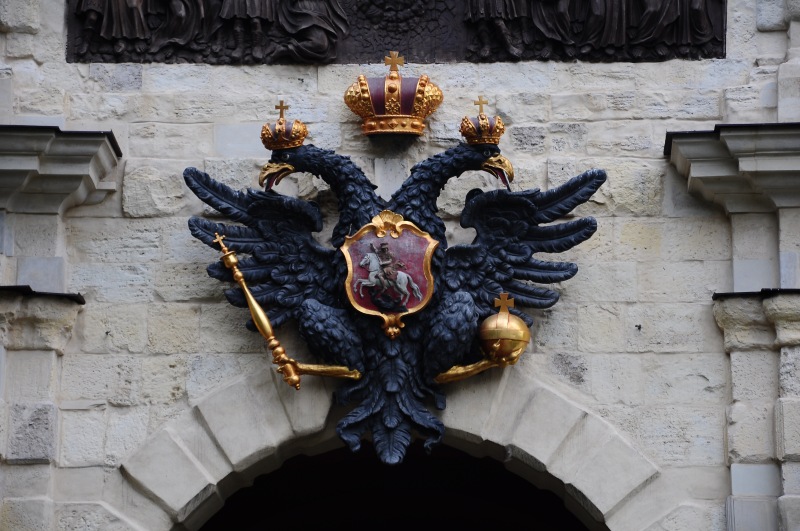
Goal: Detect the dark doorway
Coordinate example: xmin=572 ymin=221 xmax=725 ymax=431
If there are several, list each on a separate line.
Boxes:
xmin=200 ymin=442 xmax=593 ymax=530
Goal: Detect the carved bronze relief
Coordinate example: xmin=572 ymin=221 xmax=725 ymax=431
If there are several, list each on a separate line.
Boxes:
xmin=67 ymin=0 xmax=725 ymax=64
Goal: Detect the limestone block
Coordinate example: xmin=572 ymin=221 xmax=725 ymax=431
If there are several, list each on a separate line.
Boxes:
xmin=60 ymin=354 xmax=142 ymax=406
xmin=69 ymin=263 xmax=154 ymax=303
xmin=4 ymin=350 xmax=57 ymax=401
xmin=730 ymin=351 xmax=780 ymax=402
xmin=731 ymin=212 xmax=779 ymax=291
xmin=779 ymin=495 xmax=800 ymax=531
xmin=534 ymin=303 xmax=579 ymax=352
xmin=557 ymin=63 xmax=635 ymax=92
xmin=784 ymin=463 xmax=800 ymax=495
xmin=439 ymin=369 xmax=506 ymax=446
xmin=7 ymin=403 xmax=56 ymax=463
xmin=77 ymin=303 xmax=147 ymax=354
xmin=644 ymin=354 xmax=727 ymax=405
xmin=781 ymin=347 xmax=800 ymax=396
xmin=548 ymin=352 xmax=590 ymax=393
xmin=122 ymin=429 xmax=223 ymax=522
xmin=614 ymin=220 xmax=663 ymax=262
xmin=587 ymin=121 xmax=654 ymax=157
xmin=141 ymin=354 xmax=187 ymax=404
xmin=626 ymin=303 xmax=722 ymax=354
xmin=12 ymin=214 xmax=63 ymax=258
xmin=104 ymin=406 xmax=149 ymax=467
xmin=596 ymin=159 xmax=664 ymax=216
xmin=101 ymin=468 xmax=173 ymax=531
xmin=639 ymin=261 xmax=730 ymax=303
xmin=67 ymin=218 xmax=165 ymax=264
xmin=186 ymin=354 xmax=242 ymax=404
xmin=268 ymin=361 xmax=332 ymax=438
xmin=196 ymin=369 xmax=293 ymax=472
xmin=173 ymin=93 xmax=239 ymax=122
xmin=777 ymin=398 xmax=800 ymax=461
xmin=160 ymin=217 xmax=222 ymax=263
xmin=727 ymin=401 xmax=775 ymax=463
xmin=638 ymin=406 xmax=724 ymax=466
xmin=141 ymin=64 xmax=215 ymax=92
xmin=0 ymin=69 xmax=12 ymax=113
xmin=713 ymin=297 xmax=774 ymax=352
xmin=565 ymin=434 xmax=658 ymax=521
xmin=374 ymin=157 xmax=411 ymax=203
xmin=646 ymin=502 xmax=726 ymax=531
xmin=578 ymin=303 xmax=625 ymax=353
xmin=495 ymin=92 xmax=550 ymax=123
xmin=508 ymin=125 xmax=546 ymax=155
xmin=53 ymin=467 xmax=105 ymax=502
xmin=129 ymin=123 xmax=214 ymax=159
xmin=606 ymin=467 xmax=730 ymax=531
xmin=147 ymin=304 xmax=200 ymax=354
xmin=0 ymin=0 xmax=39 ymax=33
xmin=724 ymin=85 xmax=779 ymax=123
xmin=546 ymin=413 xmax=616 ymax=483
xmin=764 ymin=295 xmax=800 ymax=347
xmin=168 ymin=411 xmax=234 ymax=492
xmin=59 ymin=409 xmax=106 ymax=467
xmin=18 ymin=247 xmax=65 ymax=286
xmin=122 ymin=166 xmax=185 ymax=218
xmin=558 ymin=262 xmax=637 ymax=303
xmin=662 ymin=217 xmax=731 ymax=261
xmin=778 ymin=62 xmax=800 ymax=123
xmin=1 ymin=464 xmax=53 ymax=497
xmin=198 ymin=304 xmax=273 ymax=354
xmin=0 ymin=498 xmax=53 ymax=531
xmin=591 ymin=355 xmax=645 ymax=406
xmin=88 ymin=64 xmax=143 ymax=92
xmin=15 ymin=86 xmax=66 ymax=116
xmin=55 ymin=502 xmax=130 ymax=531
xmin=506 ymin=386 xmax=587 ymax=471
xmin=732 ymin=463 xmax=782 ymax=496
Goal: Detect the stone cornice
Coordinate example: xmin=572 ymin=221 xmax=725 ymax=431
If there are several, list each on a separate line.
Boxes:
xmin=665 ymin=123 xmax=800 ymax=214
xmin=0 ymin=125 xmax=121 ymax=216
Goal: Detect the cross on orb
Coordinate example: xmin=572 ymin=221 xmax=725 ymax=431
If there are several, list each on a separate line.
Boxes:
xmin=275 ymin=100 xmax=289 ymax=120
xmin=384 ymin=51 xmax=405 ymax=72
xmin=474 ymin=95 xmax=489 ymax=115
xmin=494 ymin=292 xmax=515 ymax=313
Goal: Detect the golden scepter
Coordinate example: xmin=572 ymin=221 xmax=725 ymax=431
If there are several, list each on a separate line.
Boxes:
xmin=213 ymin=233 xmax=361 ymax=390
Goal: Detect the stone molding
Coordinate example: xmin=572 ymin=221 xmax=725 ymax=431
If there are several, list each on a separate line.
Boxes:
xmin=666 ymin=123 xmax=800 ymax=214
xmin=0 ymin=292 xmax=82 ymax=355
xmin=0 ymin=125 xmax=120 ymax=216
xmin=119 ymin=368 xmax=660 ymax=530
xmin=713 ymin=291 xmax=800 ymax=352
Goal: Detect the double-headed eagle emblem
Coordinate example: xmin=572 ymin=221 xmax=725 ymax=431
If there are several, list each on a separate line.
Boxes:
xmin=185 ymin=56 xmax=605 ymax=465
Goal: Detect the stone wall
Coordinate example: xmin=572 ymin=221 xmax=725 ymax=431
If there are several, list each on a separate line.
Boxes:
xmin=0 ymin=0 xmax=798 ymax=529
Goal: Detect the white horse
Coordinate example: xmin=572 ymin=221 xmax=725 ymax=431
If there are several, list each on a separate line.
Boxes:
xmin=354 ymin=252 xmax=423 ymax=306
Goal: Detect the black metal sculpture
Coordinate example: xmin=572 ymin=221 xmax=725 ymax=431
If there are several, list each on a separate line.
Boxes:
xmin=185 ymin=102 xmax=605 ymax=464
xmin=67 ymin=0 xmax=725 ymax=64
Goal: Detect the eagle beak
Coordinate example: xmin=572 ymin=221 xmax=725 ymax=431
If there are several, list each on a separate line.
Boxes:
xmin=258 ymin=162 xmax=295 ymax=190
xmin=482 ymin=154 xmax=514 ymax=190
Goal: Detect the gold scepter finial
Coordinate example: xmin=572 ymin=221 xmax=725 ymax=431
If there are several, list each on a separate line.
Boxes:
xmin=213 ymin=233 xmax=361 ymax=390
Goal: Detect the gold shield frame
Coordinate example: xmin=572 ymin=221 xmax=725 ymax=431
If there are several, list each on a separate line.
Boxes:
xmin=341 ymin=210 xmax=438 ymax=339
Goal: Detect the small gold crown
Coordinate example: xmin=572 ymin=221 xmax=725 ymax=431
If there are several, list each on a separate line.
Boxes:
xmin=260 ymin=100 xmax=309 ymax=151
xmin=460 ymin=95 xmax=506 ymax=145
xmin=344 ymin=51 xmax=443 ymax=136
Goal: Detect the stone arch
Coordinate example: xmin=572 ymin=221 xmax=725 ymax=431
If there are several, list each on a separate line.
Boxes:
xmin=114 ymin=365 xmax=662 ymax=530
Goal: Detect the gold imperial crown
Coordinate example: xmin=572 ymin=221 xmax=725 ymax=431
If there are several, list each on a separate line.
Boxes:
xmin=261 ymin=100 xmax=309 ymax=151
xmin=344 ymin=51 xmax=443 ymax=136
xmin=460 ymin=96 xmax=505 ymax=145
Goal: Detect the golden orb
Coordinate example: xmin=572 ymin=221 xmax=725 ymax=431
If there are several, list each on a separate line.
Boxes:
xmin=479 ymin=310 xmax=531 ymax=364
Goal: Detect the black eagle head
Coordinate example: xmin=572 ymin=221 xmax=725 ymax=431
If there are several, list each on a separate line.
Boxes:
xmin=463 ymin=143 xmax=514 ymax=190
xmin=259 ymin=145 xmax=316 ymax=190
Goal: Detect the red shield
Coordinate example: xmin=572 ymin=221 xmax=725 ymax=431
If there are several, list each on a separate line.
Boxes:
xmin=341 ymin=211 xmax=438 ymax=339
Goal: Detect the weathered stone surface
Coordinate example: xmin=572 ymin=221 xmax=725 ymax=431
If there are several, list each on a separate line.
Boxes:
xmin=730 ymin=351 xmax=780 ymax=402
xmin=0 ymin=498 xmax=53 ymax=531
xmin=646 ymin=502 xmax=726 ymax=531
xmin=101 ymin=469 xmax=173 ymax=531
xmin=141 ymin=355 xmax=187 ymax=405
xmin=104 ymin=406 xmax=149 ymax=467
xmin=7 ymin=403 xmax=56 ymax=463
xmin=778 ymin=398 xmax=800 ymax=461
xmin=1 ymin=464 xmax=53 ymax=498
xmin=147 ymin=304 xmax=200 ymax=355
xmin=122 ymin=166 xmax=184 ymax=218
xmin=764 ymin=295 xmax=800 ymax=347
xmin=626 ymin=303 xmax=722 ymax=354
xmin=591 ymin=355 xmax=644 ymax=406
xmin=727 ymin=401 xmax=775 ymax=463
xmin=55 ymin=502 xmax=131 ymax=531
xmin=3 ymin=350 xmax=57 ymax=401
xmin=0 ymin=297 xmax=81 ymax=355
xmin=731 ymin=463 xmax=782 ymax=496
xmin=77 ymin=304 xmax=147 ymax=354
xmin=644 ymin=354 xmax=727 ymax=405
xmin=60 ymin=355 xmax=141 ymax=407
xmin=779 ymin=495 xmax=800 ymax=531
xmin=59 ymin=408 xmax=106 ymax=467
xmin=781 ymin=346 xmax=800 ymax=397
xmin=638 ymin=406 xmax=725 ymax=466
xmin=713 ymin=297 xmax=774 ymax=353
xmin=53 ymin=467 xmax=105 ymax=502
xmin=0 ymin=0 xmax=39 ymax=33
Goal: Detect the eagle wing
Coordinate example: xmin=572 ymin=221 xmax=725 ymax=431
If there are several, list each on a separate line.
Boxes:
xmin=185 ymin=167 xmax=346 ymax=338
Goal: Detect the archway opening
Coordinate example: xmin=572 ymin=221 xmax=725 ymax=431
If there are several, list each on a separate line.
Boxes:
xmin=200 ymin=442 xmax=599 ymax=530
